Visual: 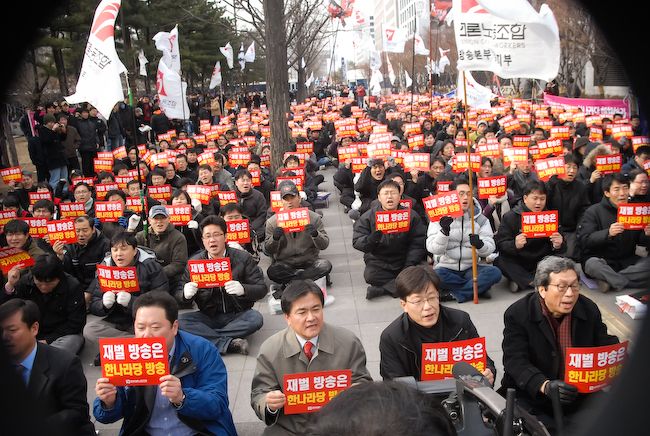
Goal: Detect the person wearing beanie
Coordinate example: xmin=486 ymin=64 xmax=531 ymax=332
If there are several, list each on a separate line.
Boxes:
xmin=573 ymin=136 xmax=589 ymax=166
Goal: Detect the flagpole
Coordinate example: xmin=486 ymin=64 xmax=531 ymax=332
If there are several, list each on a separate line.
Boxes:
xmin=327 ymin=21 xmax=341 ymax=93
xmin=462 ymin=71 xmax=479 ymax=304
xmin=429 ymin=17 xmax=434 ymax=113
xmin=383 ymin=52 xmax=388 ymax=96
xmin=410 ymin=26 xmax=416 ymax=117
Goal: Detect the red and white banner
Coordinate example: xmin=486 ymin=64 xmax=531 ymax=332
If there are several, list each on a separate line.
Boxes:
xmin=19 ymin=217 xmax=49 ymax=239
xmin=95 ymin=183 xmax=119 ymax=201
xmin=595 ymin=154 xmax=622 ymax=175
xmin=565 ymin=342 xmax=627 ymax=393
xmin=28 ymin=191 xmax=52 ymax=205
xmin=375 ymin=210 xmax=411 ymax=234
xmin=423 ymin=191 xmax=463 ymax=223
xmin=535 ymin=156 xmax=566 ymax=181
xmin=99 ymin=337 xmax=169 ymax=386
xmin=477 ymin=176 xmax=507 ymax=199
xmin=188 ymin=258 xmax=232 ymax=287
xmin=537 ymin=138 xmax=563 ymax=158
xmin=97 ymin=265 xmax=139 ymax=293
xmin=404 ymin=153 xmax=430 ymax=172
xmin=283 ymin=370 xmax=351 ymax=415
xmin=60 ymin=202 xmax=86 ymax=218
xmin=521 ymin=211 xmax=559 ymax=237
xmin=276 ymin=207 xmax=310 ymax=233
xmin=617 ymin=203 xmax=650 ymax=230
xmin=421 ymin=337 xmax=487 ymax=381
xmin=46 ymin=219 xmax=78 ymax=244
xmin=95 ymin=201 xmax=124 ymax=223
xmin=165 ymin=205 xmax=192 ymax=226
xmin=186 ymin=185 xmax=212 ymax=205
xmin=0 ymin=247 xmax=35 ymax=274
xmin=1 ymin=167 xmax=22 ymax=184
xmin=226 ymin=219 xmax=251 ymax=244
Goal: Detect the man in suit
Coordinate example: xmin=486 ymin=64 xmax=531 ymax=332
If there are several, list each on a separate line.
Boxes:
xmin=0 ymin=299 xmax=95 ymax=436
xmin=251 ymin=280 xmax=373 ymax=435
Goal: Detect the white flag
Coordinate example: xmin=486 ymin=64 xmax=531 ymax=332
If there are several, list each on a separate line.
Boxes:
xmin=413 ymin=34 xmax=430 ymax=56
xmin=369 ymin=47 xmax=382 ymax=71
xmin=153 ymin=25 xmax=181 ymax=72
xmin=305 ymin=71 xmax=315 ymax=88
xmin=209 ymin=61 xmax=222 ymax=89
xmin=369 ymin=69 xmax=383 ymax=95
xmin=244 ymin=42 xmax=255 ymax=63
xmin=156 ymin=58 xmax=190 ymax=119
xmin=66 ymin=0 xmax=126 ymax=119
xmin=382 ymin=25 xmax=409 ymax=53
xmin=138 ymin=51 xmax=148 ymax=77
xmin=386 ymin=57 xmax=396 ymax=85
xmin=438 ymin=48 xmax=450 ymax=73
xmin=452 ymin=0 xmax=560 ymax=81
xmin=404 ymin=70 xmax=412 ymax=88
xmin=301 ymin=57 xmax=306 ymax=69
xmin=456 ymin=71 xmax=496 ymax=109
xmin=238 ymin=43 xmax=245 ymax=70
xmin=220 ymin=43 xmax=234 ymax=69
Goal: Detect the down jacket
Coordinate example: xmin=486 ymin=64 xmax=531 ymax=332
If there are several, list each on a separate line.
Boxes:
xmin=426 ymin=198 xmax=496 ymax=271
xmin=265 ymin=210 xmax=329 ymax=266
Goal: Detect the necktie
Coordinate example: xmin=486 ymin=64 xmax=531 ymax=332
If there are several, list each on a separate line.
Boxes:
xmin=14 ymin=364 xmax=27 ymax=386
xmin=304 ymin=341 xmax=314 ymax=360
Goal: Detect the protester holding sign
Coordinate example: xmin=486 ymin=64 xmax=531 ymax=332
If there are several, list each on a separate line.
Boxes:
xmin=93 ymin=291 xmax=237 ymax=436
xmin=234 ymin=169 xmax=267 ymax=242
xmin=499 ymin=257 xmax=619 ymax=434
xmin=576 ymin=143 xmax=612 ymax=205
xmin=621 ymin=145 xmax=650 ymax=175
xmin=379 ymin=266 xmax=495 ymax=383
xmin=1 ymin=219 xmax=45 ymax=281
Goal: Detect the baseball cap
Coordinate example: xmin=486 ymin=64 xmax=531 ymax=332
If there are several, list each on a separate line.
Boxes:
xmin=278 ymin=180 xmax=299 ymax=198
xmin=149 ymin=205 xmax=170 ymax=218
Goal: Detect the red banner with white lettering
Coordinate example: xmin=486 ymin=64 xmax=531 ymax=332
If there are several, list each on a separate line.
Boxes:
xmin=283 ymin=370 xmax=351 ymax=415
xmin=94 ymin=159 xmax=113 ymax=173
xmin=375 ymin=209 xmax=411 ymax=234
xmin=99 ymin=337 xmax=169 ymax=386
xmin=188 ymin=258 xmax=232 ymax=287
xmin=95 ymin=183 xmax=119 ymax=201
xmin=96 ymin=265 xmax=140 ymax=293
xmin=46 ymin=219 xmax=78 ymax=244
xmin=0 ymin=247 xmax=35 ymax=274
xmin=217 ymin=191 xmax=238 ymax=207
xmin=19 ymin=218 xmax=48 ymax=239
xmin=477 ymin=176 xmax=507 ymax=199
xmin=423 ymin=191 xmax=463 ymax=223
xmin=565 ymin=342 xmax=627 ymax=393
xmin=186 ymin=185 xmax=212 ymax=205
xmin=28 ymin=191 xmax=52 ymax=205
xmin=94 ymin=201 xmax=124 ymax=223
xmin=226 ymin=219 xmax=251 ymax=244
xmin=59 ymin=202 xmax=86 ymax=218
xmin=165 ymin=205 xmax=192 ymax=226
xmin=537 ymin=138 xmax=563 ymax=158
xmin=404 ymin=153 xmax=430 ymax=172
xmin=148 ymin=185 xmax=172 ymax=203
xmin=521 ymin=211 xmax=559 ymax=237
xmin=535 ymin=156 xmax=566 ymax=182
xmin=595 ymin=154 xmax=623 ymax=175
xmin=421 ymin=337 xmax=487 ymax=381
xmin=617 ymin=203 xmax=650 ymax=230
xmin=276 ymin=207 xmax=310 ymax=232
xmin=1 ymin=167 xmax=22 ymax=184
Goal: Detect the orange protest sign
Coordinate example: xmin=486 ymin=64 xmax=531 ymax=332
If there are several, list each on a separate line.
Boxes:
xmin=476 ymin=141 xmax=501 ymax=158
xmin=99 ymin=337 xmax=169 ymax=386
xmin=423 ymin=191 xmax=463 ymax=223
xmin=437 ymin=181 xmax=452 ymax=193
xmin=226 ymin=219 xmax=251 ymax=244
xmin=357 ymin=118 xmax=372 ymax=133
xmin=0 ymin=247 xmax=35 ymax=274
xmin=366 ymin=142 xmax=391 ymax=159
xmin=95 ymin=183 xmax=119 ymax=201
xmin=537 ymin=138 xmax=563 ymax=158
xmin=94 ymin=201 xmax=124 ymax=223
xmin=249 ymin=169 xmax=261 ymax=186
xmin=276 ymin=207 xmax=310 ymax=232
xmin=595 ymin=154 xmax=622 ymax=175
xmin=452 ymin=153 xmax=481 ymax=173
xmin=390 ymin=149 xmax=409 ymax=166
xmin=19 ymin=217 xmax=49 ymax=239
xmin=60 ymin=202 xmax=86 ymax=218
xmin=93 ymin=159 xmax=113 ymax=173
xmin=337 ymin=145 xmax=359 ymax=161
xmin=127 ymin=169 xmax=145 ymax=182
xmin=283 ymin=370 xmax=351 ymax=415
xmin=617 ymin=203 xmax=650 ymax=230
xmin=399 ymin=199 xmax=413 ymax=209
xmin=217 ymin=191 xmax=238 ymax=207
xmin=97 ymin=265 xmax=139 ymax=293
xmin=499 ymin=116 xmax=521 ymax=133
xmin=126 ymin=197 xmax=144 ymax=213
xmin=196 ymin=151 xmax=216 ymax=166
xmin=296 ymin=142 xmax=314 ymax=154
xmin=165 ymin=205 xmax=192 ymax=226
xmin=404 ymin=153 xmax=430 ymax=172
xmin=407 ymin=134 xmax=424 ymax=150
xmin=375 ymin=209 xmax=411 ymax=234
xmin=0 ymin=210 xmax=17 ymax=231
xmin=550 ymin=126 xmax=570 ymax=140
xmin=188 ymin=258 xmax=232 ymax=287
xmin=503 ymin=148 xmax=529 ymax=166
xmin=565 ymin=342 xmax=627 ymax=394
xmin=513 ymin=135 xmax=531 ymax=148
xmin=421 ymin=337 xmax=487 ymax=381
xmin=270 ymin=191 xmax=283 ymax=213
xmin=350 ymin=157 xmax=367 ymax=174
xmin=46 ymin=219 xmax=78 ymax=244
xmin=372 ymin=124 xmax=388 ymax=133
xmin=611 ymin=124 xmax=633 ymax=141
xmin=115 ymin=176 xmax=131 ymax=190
xmin=521 ymin=211 xmax=559 ymax=237
xmin=477 ymin=176 xmax=507 ymax=199
xmin=186 ymin=185 xmax=212 ymax=205
xmin=148 ymin=185 xmax=172 ymax=203
xmin=28 ymin=191 xmax=52 ymax=205
xmin=403 ymin=122 xmax=421 ymax=136
xmin=535 ymin=118 xmax=553 ymax=130
xmin=276 ymin=176 xmax=303 ymax=191
xmin=644 ymin=160 xmax=650 ymax=176
xmin=1 ymin=167 xmax=22 ymax=184
xmin=112 ymin=145 xmax=127 ymax=160
xmin=632 ymin=136 xmax=650 ymax=152
xmin=536 ymin=156 xmax=566 ymax=181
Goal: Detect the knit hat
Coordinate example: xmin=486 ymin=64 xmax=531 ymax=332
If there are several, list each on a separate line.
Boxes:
xmin=43 ymin=114 xmax=56 ymax=125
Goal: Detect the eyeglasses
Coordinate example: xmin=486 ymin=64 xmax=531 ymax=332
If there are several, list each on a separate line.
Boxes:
xmin=202 ymin=233 xmax=224 ymax=240
xmin=547 ymin=283 xmax=581 ymax=293
xmin=405 ymin=295 xmax=440 ymax=307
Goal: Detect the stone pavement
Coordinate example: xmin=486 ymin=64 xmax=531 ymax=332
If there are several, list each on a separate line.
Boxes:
xmin=79 ymin=166 xmax=641 ymax=436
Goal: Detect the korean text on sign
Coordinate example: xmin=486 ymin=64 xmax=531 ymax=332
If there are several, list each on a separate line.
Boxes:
xmin=188 ymin=258 xmax=232 ymax=288
xmin=126 ymin=197 xmax=143 ymax=213
xmin=19 ymin=218 xmax=48 ymax=239
xmin=94 ymin=159 xmax=113 ymax=173
xmin=276 ymin=207 xmax=310 ymax=233
xmin=28 ymin=191 xmax=52 ymax=205
xmin=0 ymin=210 xmax=18 ymax=231
xmin=521 ymin=211 xmax=559 ymax=237
xmin=97 ymin=265 xmax=140 ymax=293
xmin=375 ymin=210 xmax=411 ymax=234
xmin=99 ymin=337 xmax=169 ymax=386
xmin=149 ymin=185 xmax=172 ymax=202
xmin=283 ymin=370 xmax=352 ymax=415
xmin=503 ymin=148 xmax=529 ymax=166
xmin=0 ymin=247 xmax=35 ymax=275
xmin=1 ymin=167 xmax=22 ymax=184
xmin=535 ymin=156 xmax=566 ymax=182
xmin=477 ymin=176 xmax=507 ymax=199
xmin=595 ymin=154 xmax=623 ymax=175
xmin=617 ymin=203 xmax=650 ymax=230
xmin=95 ymin=201 xmax=124 ymax=223
xmin=537 ymin=138 xmax=563 ymax=158
xmin=95 ymin=183 xmax=119 ymax=201
xmin=226 ymin=219 xmax=251 ymax=244
xmin=270 ymin=191 xmax=283 ymax=213
xmin=423 ymin=191 xmax=463 ymax=223
xmin=186 ymin=185 xmax=212 ymax=205
xmin=218 ymin=191 xmax=238 ymax=207
xmin=421 ymin=337 xmax=487 ymax=381
xmin=46 ymin=219 xmax=78 ymax=244
xmin=165 ymin=205 xmax=192 ymax=226
xmin=404 ymin=153 xmax=430 ymax=172
xmin=565 ymin=341 xmax=627 ymax=393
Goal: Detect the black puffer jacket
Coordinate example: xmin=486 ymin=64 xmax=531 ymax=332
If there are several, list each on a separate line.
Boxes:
xmin=38 ymin=125 xmax=68 ymax=170
xmin=545 ymin=176 xmax=591 ymax=232
xmin=76 ymin=116 xmax=100 ymax=152
xmin=177 ymin=247 xmax=266 ymax=317
xmin=62 ymin=229 xmax=111 ymax=290
xmin=236 ymin=187 xmax=267 ymax=240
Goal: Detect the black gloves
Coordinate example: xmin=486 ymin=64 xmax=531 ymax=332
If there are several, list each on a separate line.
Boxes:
xmin=469 ymin=234 xmax=484 ymax=249
xmin=272 ymin=226 xmax=285 ymax=241
xmin=544 ymin=380 xmax=578 ymax=405
xmin=304 ymin=224 xmax=318 ymax=238
xmin=368 ymin=229 xmax=383 ymax=243
xmin=440 ymin=216 xmax=453 ymax=236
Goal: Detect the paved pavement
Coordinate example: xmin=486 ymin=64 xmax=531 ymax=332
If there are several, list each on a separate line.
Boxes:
xmin=78 ymin=166 xmax=642 ymax=435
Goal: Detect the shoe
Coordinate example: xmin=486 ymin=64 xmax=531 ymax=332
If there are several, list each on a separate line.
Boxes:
xmin=439 ymin=289 xmax=456 ymax=302
xmin=319 ymin=165 xmax=326 ymax=170
xmin=366 ymin=286 xmax=384 ymax=300
xmin=509 ymin=281 xmax=520 ymax=293
xmin=270 ymin=283 xmax=285 ymax=300
xmin=343 ymin=206 xmax=350 ymax=213
xmin=486 ymin=253 xmax=499 ymax=263
xmin=324 ymin=295 xmax=336 ymax=306
xmin=227 ymin=338 xmax=249 ymax=355
xmin=94 ymin=353 xmax=101 ymax=367
xmin=479 ymin=290 xmax=492 ymax=300
xmin=598 ymin=280 xmax=611 ymax=293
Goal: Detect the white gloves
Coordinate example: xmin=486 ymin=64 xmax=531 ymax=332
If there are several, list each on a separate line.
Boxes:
xmin=116 ymin=291 xmax=131 ymax=307
xmin=191 ymin=198 xmax=203 ymax=213
xmin=103 ymin=291 xmax=116 ymax=309
xmin=188 ymin=220 xmax=199 ymax=229
xmin=299 ymin=191 xmax=307 ymax=201
xmin=184 ymin=282 xmax=199 ymax=300
xmin=225 ymin=280 xmax=245 ymax=296
xmin=128 ymin=215 xmax=142 ymax=231
xmin=228 ymin=241 xmax=244 ymax=251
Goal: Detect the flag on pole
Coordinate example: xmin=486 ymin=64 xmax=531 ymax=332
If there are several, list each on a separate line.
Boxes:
xmin=437 ymin=48 xmax=450 ymax=73
xmin=152 ymin=25 xmax=181 ymax=72
xmin=209 ymin=61 xmax=222 ymax=89
xmin=456 ymin=70 xmax=496 ymax=109
xmin=156 ymin=59 xmax=190 ymax=119
xmin=369 ymin=69 xmax=383 ymax=95
xmin=301 ymin=57 xmax=306 ymax=69
xmin=244 ymin=42 xmax=255 ymax=63
xmin=369 ymin=46 xmax=382 ymax=71
xmin=66 ymin=0 xmax=126 ymax=119
xmin=413 ymin=34 xmax=430 ymax=56
xmin=404 ymin=70 xmax=412 ymax=88
xmin=220 ymin=43 xmax=234 ymax=69
xmin=452 ymin=0 xmax=560 ymax=81
xmin=305 ymin=72 xmax=315 ymax=88
xmin=138 ymin=51 xmax=148 ymax=77
xmin=382 ymin=25 xmax=409 ymax=53
xmin=238 ymin=43 xmax=246 ymax=70
xmin=386 ymin=57 xmax=396 ymax=85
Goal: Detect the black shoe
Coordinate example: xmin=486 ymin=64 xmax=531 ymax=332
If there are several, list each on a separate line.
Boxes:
xmin=93 ymin=353 xmax=101 ymax=366
xmin=439 ymin=290 xmax=456 ymax=302
xmin=227 ymin=338 xmax=250 ymax=355
xmin=271 ymin=283 xmax=285 ymax=300
xmin=479 ymin=290 xmax=492 ymax=300
xmin=366 ymin=286 xmax=384 ymax=300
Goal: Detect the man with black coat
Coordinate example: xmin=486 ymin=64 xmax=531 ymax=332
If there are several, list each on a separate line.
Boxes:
xmin=76 ymin=107 xmax=101 ymax=176
xmin=38 ymin=113 xmax=68 ymax=188
xmin=235 ymin=169 xmax=267 ymax=242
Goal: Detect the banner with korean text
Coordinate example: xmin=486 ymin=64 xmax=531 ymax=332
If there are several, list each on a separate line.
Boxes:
xmin=421 ymin=337 xmax=487 ymax=381
xmin=283 ymin=370 xmax=351 ymax=414
xmin=99 ymin=337 xmax=169 ymax=386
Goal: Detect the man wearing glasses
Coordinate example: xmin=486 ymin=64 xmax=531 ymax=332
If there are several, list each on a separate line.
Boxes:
xmin=177 ymin=215 xmax=266 ymax=355
xmin=379 ymin=266 xmax=496 ymax=383
xmin=499 ymin=256 xmax=619 ymax=433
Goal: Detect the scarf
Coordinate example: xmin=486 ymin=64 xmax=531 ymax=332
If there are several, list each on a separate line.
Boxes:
xmin=539 ymin=296 xmax=573 ymax=379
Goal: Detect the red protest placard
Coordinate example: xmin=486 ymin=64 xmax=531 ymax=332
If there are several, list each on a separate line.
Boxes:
xmin=535 ymin=155 xmax=566 ymax=181
xmin=226 ymin=219 xmax=251 ymax=244
xmin=196 ymin=151 xmax=216 ymax=166
xmin=28 ymin=191 xmax=52 ymax=205
xmin=95 ymin=183 xmax=119 ymax=201
xmin=276 ymin=207 xmax=310 ymax=232
xmin=421 ymin=337 xmax=487 ymax=381
xmin=403 ymin=122 xmax=421 ymax=136
xmin=249 ymin=169 xmax=261 ymax=187
xmin=337 ymin=145 xmax=359 ymax=161
xmin=148 ymin=185 xmax=172 ymax=203
xmin=644 ymin=160 xmax=650 ymax=176
xmin=296 ymin=142 xmax=314 ymax=154
xmin=390 ymin=149 xmax=409 ymax=166
xmin=408 ymin=134 xmax=424 ymax=150
xmin=0 ymin=247 xmax=35 ymax=274
xmin=188 ymin=258 xmax=232 ymax=287
xmin=423 ymin=191 xmax=463 ymax=223
xmin=375 ymin=209 xmax=411 ymax=234
xmin=1 ymin=167 xmax=22 ymax=184
xmin=452 ymin=153 xmax=481 ymax=173
xmin=93 ymin=159 xmax=113 ymax=173
xmin=217 ymin=191 xmax=238 ymax=207
xmin=186 ymin=185 xmax=212 ymax=205
xmin=59 ymin=202 xmax=86 ymax=218
xmin=404 ymin=153 xmax=430 ymax=172
xmin=270 ymin=191 xmax=283 ymax=213
xmin=537 ymin=138 xmax=563 ymax=158
xmin=595 ymin=154 xmax=622 ymax=175
xmin=350 ymin=157 xmax=367 ymax=174
xmin=535 ymin=118 xmax=553 ymax=130
xmin=631 ymin=136 xmax=650 ymax=152
xmin=95 ymin=201 xmax=124 ymax=223
xmin=437 ymin=181 xmax=452 ymax=193
xmin=502 ymin=117 xmax=521 ymax=134
xmin=352 ymin=141 xmax=368 ymax=156
xmin=476 ymin=141 xmax=501 ymax=158
xmin=128 ymin=169 xmax=145 ymax=182
xmin=19 ymin=217 xmax=49 ymax=239
xmin=229 ymin=152 xmax=252 ymax=167
xmin=611 ymin=124 xmax=633 ymax=141
xmin=126 ymin=197 xmax=144 ymax=213
xmin=399 ymin=199 xmax=413 ymax=209
xmin=477 ymin=176 xmax=507 ymax=199
xmin=96 ymin=265 xmax=140 ymax=293
xmin=513 ymin=135 xmax=531 ymax=148
xmin=565 ymin=341 xmax=627 ymax=394
xmin=521 ymin=211 xmax=559 ymax=237
xmin=550 ymin=126 xmax=570 ymax=139
xmin=503 ymin=148 xmax=529 ymax=166
xmin=115 ymin=176 xmax=131 ymax=190
xmin=46 ymin=219 xmax=78 ymax=244
xmin=369 ymin=132 xmax=391 ymax=143
xmin=373 ymin=124 xmax=388 ymax=133
xmin=283 ymin=370 xmax=351 ymax=415
xmin=366 ymin=142 xmax=391 ymax=159
xmin=0 ymin=210 xmax=17 ymax=231
xmin=99 ymin=337 xmax=169 ymax=386
xmin=357 ymin=118 xmax=372 ymax=132
xmin=112 ymin=145 xmax=127 ymax=160
xmin=165 ymin=205 xmax=192 ymax=226
xmin=281 ymin=167 xmax=306 ymax=184
xmin=276 ymin=176 xmax=303 ymax=191
xmin=617 ymin=203 xmax=650 ymax=230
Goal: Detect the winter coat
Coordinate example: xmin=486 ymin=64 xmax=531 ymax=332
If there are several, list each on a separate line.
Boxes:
xmin=265 ymin=210 xmax=329 ymax=266
xmin=150 ymin=112 xmax=171 ymax=135
xmin=62 ymin=229 xmax=111 ymax=290
xmin=38 ymin=125 xmax=68 ymax=170
xmin=61 ymin=124 xmax=82 ymax=160
xmin=76 ymin=117 xmax=100 ymax=152
xmin=545 ymin=176 xmax=591 ymax=232
xmin=237 ymin=187 xmax=267 ymax=239
xmin=135 ymin=223 xmax=188 ymax=281
xmin=576 ymin=144 xmax=611 ymax=205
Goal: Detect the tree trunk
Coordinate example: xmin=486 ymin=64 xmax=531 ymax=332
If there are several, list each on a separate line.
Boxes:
xmin=52 ymin=41 xmax=68 ymax=96
xmin=296 ymin=67 xmax=307 ymax=104
xmin=0 ymin=105 xmax=19 ymax=167
xmin=263 ymin=0 xmax=291 ymax=173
